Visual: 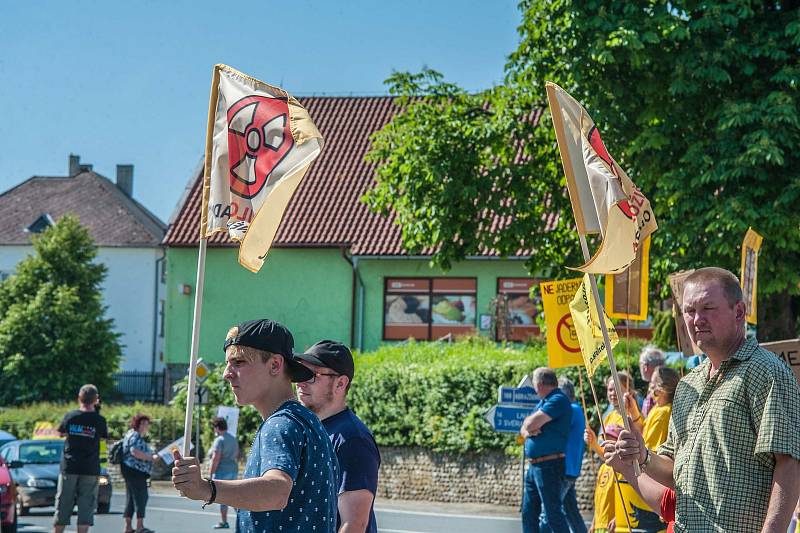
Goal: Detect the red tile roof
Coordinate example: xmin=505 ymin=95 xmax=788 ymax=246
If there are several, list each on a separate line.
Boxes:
xmin=0 ymin=171 xmax=165 ymax=246
xmin=163 ymin=96 xmax=547 ymax=256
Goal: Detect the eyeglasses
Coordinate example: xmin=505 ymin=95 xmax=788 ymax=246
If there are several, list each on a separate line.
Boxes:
xmin=304 ymin=372 xmax=340 ymax=384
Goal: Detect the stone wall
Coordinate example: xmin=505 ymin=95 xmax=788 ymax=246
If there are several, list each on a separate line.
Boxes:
xmin=376 ymin=446 xmax=597 ymax=510
xmin=118 ymin=446 xmax=599 ymax=511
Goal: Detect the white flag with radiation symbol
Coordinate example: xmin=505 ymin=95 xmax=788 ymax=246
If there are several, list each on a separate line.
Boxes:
xmin=201 ymin=64 xmax=324 ymax=272
xmin=545 ymin=82 xmax=657 ymax=274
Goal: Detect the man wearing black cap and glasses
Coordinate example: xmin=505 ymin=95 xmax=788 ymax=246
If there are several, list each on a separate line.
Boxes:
xmin=171 ymin=319 xmax=339 ymax=533
xmin=296 ymin=340 xmax=381 ymax=533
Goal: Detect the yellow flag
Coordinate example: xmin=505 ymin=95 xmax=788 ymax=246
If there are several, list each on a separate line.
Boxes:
xmin=569 ymin=274 xmax=619 ymax=376
xmin=740 ymin=227 xmax=763 ymax=325
xmin=201 ymin=64 xmax=324 ymax=272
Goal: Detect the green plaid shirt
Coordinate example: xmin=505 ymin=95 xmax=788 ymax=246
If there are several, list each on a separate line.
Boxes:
xmin=658 ymin=336 xmax=800 ymax=532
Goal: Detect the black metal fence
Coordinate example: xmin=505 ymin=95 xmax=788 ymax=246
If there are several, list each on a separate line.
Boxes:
xmin=111 ymin=370 xmax=167 ymax=403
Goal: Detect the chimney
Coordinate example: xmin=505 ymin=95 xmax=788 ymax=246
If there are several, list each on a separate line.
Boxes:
xmin=69 ymin=154 xmax=80 ymax=176
xmin=116 ymin=164 xmax=134 ymax=197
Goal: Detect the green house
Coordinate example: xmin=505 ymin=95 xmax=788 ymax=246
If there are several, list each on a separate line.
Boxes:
xmin=162 ymin=97 xmax=541 ymax=368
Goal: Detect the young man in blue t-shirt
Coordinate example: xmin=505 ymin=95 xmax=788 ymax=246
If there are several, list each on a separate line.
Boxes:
xmin=295 ymin=340 xmax=381 ymax=533
xmin=172 ymin=319 xmax=339 ymax=533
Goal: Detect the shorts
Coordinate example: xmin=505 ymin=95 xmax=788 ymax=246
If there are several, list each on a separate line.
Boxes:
xmin=54 ymin=473 xmax=98 ymax=526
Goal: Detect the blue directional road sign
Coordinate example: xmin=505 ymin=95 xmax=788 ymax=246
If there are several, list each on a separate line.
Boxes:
xmin=498 ymin=385 xmax=538 ymax=407
xmin=484 ymin=404 xmax=535 ymax=433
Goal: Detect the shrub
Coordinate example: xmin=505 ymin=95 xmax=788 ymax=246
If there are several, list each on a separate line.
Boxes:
xmin=349 ymin=335 xmax=650 ymax=454
xmin=0 ymin=402 xmax=184 ymax=447
xmin=1 ymin=336 xmax=656 ymax=456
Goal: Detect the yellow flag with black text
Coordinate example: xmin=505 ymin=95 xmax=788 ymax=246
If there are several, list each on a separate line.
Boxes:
xmin=569 ymin=274 xmax=619 ymax=376
xmin=740 ymin=228 xmax=763 ymax=325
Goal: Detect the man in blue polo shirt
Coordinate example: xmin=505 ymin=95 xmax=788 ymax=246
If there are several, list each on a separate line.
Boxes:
xmin=520 ymin=367 xmax=572 ymax=533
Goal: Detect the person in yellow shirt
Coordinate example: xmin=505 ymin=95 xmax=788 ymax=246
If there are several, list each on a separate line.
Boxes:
xmin=635 ymin=367 xmax=679 ymax=449
xmin=585 ymin=372 xmax=633 ymax=533
xmin=610 ymin=367 xmax=681 ymax=533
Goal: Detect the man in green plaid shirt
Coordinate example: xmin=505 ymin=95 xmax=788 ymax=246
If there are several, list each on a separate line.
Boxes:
xmin=613 ymin=267 xmax=800 ymax=532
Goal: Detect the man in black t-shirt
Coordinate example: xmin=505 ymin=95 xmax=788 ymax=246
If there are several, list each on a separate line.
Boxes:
xmin=296 ymin=340 xmax=381 ymax=533
xmin=54 ymin=384 xmax=108 ymax=533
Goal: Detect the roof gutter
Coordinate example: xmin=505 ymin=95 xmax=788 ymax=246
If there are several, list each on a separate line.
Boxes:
xmin=340 ymin=248 xmax=365 ymax=351
xmin=151 ymin=249 xmax=166 ymax=377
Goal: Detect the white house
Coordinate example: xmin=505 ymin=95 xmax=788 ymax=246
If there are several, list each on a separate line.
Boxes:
xmin=0 ymin=155 xmax=166 ymax=375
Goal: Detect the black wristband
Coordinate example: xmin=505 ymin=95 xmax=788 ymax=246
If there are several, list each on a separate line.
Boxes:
xmin=202 ymin=477 xmax=216 ymax=508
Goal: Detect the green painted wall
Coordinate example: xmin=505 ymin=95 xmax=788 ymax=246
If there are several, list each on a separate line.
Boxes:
xmin=164 ymin=247 xmax=353 ymax=364
xmin=164 ymin=247 xmax=539 ymax=363
xmin=355 ymin=258 xmax=535 ymax=351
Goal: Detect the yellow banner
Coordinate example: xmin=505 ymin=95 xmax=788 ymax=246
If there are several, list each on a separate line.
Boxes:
xmin=540 ymin=278 xmax=584 ymax=368
xmin=569 ymin=274 xmax=619 ymax=376
xmin=740 ymin=227 xmax=763 ymax=325
xmin=605 ymin=236 xmax=650 ymax=320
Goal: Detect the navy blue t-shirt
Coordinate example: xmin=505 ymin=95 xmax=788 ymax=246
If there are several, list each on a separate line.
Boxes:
xmin=524 ymin=388 xmax=571 ymax=459
xmin=237 ymin=400 xmax=339 ymax=533
xmin=322 ymin=408 xmax=381 ymax=533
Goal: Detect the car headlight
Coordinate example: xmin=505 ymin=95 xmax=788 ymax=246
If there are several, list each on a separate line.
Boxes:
xmin=26 ymin=478 xmax=56 ymax=488
xmin=98 ymin=476 xmax=109 ymax=486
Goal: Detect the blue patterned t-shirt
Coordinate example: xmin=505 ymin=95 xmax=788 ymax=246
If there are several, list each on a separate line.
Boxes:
xmin=237 ymin=400 xmax=339 ymax=533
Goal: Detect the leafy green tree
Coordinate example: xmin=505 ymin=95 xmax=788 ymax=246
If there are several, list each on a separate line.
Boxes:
xmin=366 ymin=1 xmax=800 ymax=339
xmin=364 ymin=70 xmax=583 ymax=276
xmin=0 ymin=215 xmax=122 ymax=404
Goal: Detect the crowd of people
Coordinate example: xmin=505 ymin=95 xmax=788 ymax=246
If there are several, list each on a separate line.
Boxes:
xmin=49 ymin=265 xmax=800 ymax=533
xmin=51 ymin=322 xmax=382 ymax=533
xmin=519 ymin=267 xmax=800 ymax=533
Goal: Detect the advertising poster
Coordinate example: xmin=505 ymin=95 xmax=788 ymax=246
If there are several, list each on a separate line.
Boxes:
xmin=540 ymin=278 xmax=584 ymax=368
xmin=216 ymin=406 xmax=240 ymax=437
xmin=496 ymin=278 xmax=542 ymax=341
xmin=740 ymin=228 xmax=763 ymax=325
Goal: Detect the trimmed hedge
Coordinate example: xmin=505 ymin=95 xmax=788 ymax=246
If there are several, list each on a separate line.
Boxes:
xmin=1 ymin=336 xmax=653 ymax=456
xmin=0 ymin=402 xmax=184 ymax=445
xmin=348 ymin=335 xmax=650 ymax=454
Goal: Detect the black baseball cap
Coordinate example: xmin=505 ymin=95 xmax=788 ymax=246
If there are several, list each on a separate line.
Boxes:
xmin=223 ymin=319 xmax=313 ymax=383
xmin=294 ymin=340 xmax=355 ymax=381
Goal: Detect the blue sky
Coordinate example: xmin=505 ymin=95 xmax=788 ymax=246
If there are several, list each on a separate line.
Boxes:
xmin=0 ymin=1 xmax=521 ymax=222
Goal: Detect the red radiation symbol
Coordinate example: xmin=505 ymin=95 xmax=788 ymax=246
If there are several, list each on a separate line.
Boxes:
xmin=227 ymin=95 xmax=294 ymax=199
xmin=587 ymin=125 xmax=636 ymax=220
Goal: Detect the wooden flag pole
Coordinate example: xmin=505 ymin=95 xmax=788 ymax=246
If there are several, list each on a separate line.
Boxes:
xmin=546 ymin=82 xmax=636 ymax=528
xmin=579 ymin=234 xmax=640 ymax=477
xmin=182 ymin=237 xmax=208 ymax=457
xmin=181 ymin=65 xmax=221 ymax=458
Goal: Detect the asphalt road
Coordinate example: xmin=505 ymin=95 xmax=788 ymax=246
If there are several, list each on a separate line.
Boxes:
xmin=14 ymin=489 xmax=524 ymax=533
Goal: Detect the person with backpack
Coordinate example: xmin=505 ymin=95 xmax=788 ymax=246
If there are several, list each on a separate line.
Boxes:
xmin=121 ymin=414 xmax=159 ymax=533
